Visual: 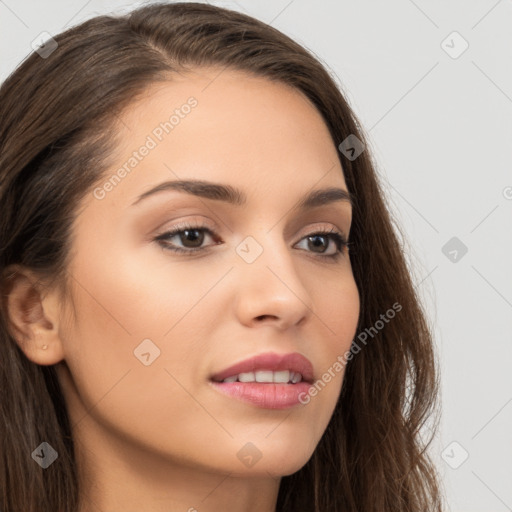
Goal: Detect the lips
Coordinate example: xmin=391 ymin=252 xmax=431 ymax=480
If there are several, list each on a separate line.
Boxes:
xmin=210 ymin=352 xmax=314 ymax=384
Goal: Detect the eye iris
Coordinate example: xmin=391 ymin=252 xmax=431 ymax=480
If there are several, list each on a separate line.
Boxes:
xmin=181 ymin=229 xmax=204 ymax=248
xmin=308 ymin=234 xmax=328 ymax=253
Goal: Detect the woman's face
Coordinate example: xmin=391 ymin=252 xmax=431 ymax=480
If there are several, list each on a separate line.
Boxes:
xmin=55 ymin=67 xmax=360 ymax=479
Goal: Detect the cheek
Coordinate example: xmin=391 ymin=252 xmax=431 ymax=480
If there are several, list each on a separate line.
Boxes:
xmin=60 ymin=240 xmax=224 ymax=411
xmin=66 ymin=239 xmax=210 ymax=338
xmin=312 ymin=270 xmax=360 ymax=355
xmin=58 ymin=251 xmax=217 ymax=460
xmin=304 ymin=275 xmax=360 ymax=411
xmin=323 ymin=279 xmax=359 ymax=332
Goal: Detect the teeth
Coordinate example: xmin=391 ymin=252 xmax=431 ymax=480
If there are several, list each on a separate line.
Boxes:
xmin=238 ymin=372 xmax=255 ymax=382
xmin=221 ymin=370 xmax=302 ymax=384
xmin=291 ymin=372 xmax=302 ymax=384
xmin=272 ymin=370 xmax=290 ymax=383
xmin=255 ymin=370 xmax=274 ymax=383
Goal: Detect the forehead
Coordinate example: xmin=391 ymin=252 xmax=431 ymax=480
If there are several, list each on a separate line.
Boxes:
xmin=82 ymin=66 xmax=349 ymax=216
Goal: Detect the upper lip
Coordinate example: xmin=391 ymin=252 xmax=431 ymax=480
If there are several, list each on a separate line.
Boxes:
xmin=211 ymin=352 xmax=314 ymax=383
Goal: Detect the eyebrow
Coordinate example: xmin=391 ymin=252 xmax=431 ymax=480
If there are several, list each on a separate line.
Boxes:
xmin=130 ymin=179 xmax=353 ymax=211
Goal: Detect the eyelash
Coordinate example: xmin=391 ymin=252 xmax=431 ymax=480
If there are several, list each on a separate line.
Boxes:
xmin=154 ymin=222 xmax=350 ymax=261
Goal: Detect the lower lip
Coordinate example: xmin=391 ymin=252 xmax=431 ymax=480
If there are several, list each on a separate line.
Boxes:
xmin=209 ymin=381 xmax=313 ymax=409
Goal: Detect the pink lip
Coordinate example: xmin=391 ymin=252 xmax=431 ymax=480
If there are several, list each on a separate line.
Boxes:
xmin=210 ymin=352 xmax=314 ymax=383
xmin=209 ymin=381 xmax=313 ymax=409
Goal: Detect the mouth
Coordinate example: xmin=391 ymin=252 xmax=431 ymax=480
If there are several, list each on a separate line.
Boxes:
xmin=209 ymin=352 xmax=315 ymax=409
xmin=210 ymin=351 xmax=314 ymax=383
xmin=211 ymin=369 xmax=309 ymax=384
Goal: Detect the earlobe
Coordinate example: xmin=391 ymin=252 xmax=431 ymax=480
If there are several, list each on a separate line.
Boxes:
xmin=1 ymin=264 xmax=65 ymax=366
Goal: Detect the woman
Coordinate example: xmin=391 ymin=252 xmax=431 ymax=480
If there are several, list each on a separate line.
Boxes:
xmin=0 ymin=3 xmax=443 ymax=511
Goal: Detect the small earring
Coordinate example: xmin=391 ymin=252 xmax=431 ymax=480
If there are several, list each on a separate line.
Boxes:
xmin=42 ymin=344 xmax=48 ymax=350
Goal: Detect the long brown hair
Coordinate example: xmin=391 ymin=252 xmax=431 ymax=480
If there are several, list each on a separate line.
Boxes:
xmin=0 ymin=3 xmax=443 ymax=511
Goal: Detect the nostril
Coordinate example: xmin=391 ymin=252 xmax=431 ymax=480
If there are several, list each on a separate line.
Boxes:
xmin=256 ymin=314 xmax=277 ymax=321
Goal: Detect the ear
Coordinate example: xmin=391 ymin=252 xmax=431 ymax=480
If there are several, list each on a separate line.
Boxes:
xmin=1 ymin=264 xmax=65 ymax=365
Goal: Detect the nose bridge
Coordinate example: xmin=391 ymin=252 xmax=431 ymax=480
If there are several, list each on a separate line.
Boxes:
xmin=233 ymin=223 xmax=314 ymax=324
xmin=237 ymin=222 xmax=293 ymax=277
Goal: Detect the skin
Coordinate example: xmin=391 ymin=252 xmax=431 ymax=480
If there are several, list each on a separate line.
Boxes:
xmin=5 ymin=67 xmax=360 ymax=512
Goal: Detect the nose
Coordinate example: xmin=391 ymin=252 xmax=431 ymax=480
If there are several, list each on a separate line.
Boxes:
xmin=233 ymin=231 xmax=314 ymax=330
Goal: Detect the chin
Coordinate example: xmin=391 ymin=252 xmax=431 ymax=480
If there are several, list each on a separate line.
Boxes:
xmin=231 ymin=441 xmax=316 ymax=477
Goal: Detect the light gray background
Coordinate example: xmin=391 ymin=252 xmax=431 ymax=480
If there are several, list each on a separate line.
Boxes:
xmin=1 ymin=1 xmax=511 ymax=510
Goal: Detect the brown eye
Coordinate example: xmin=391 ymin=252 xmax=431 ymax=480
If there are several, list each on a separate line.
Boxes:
xmin=177 ymin=228 xmax=205 ymax=248
xmin=294 ymin=229 xmax=348 ymax=259
xmin=154 ymin=224 xmax=217 ymax=254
